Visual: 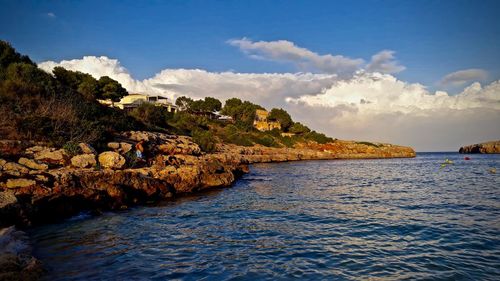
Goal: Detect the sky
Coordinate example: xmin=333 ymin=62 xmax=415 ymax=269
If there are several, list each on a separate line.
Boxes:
xmin=1 ymin=0 xmax=499 ymax=151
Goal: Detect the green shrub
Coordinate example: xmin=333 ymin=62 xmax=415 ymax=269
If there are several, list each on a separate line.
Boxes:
xmin=355 ymin=141 xmax=380 ymax=147
xmin=192 ymin=129 xmax=217 ymax=152
xmin=305 ymin=131 xmax=333 ymax=144
xmin=252 ymin=134 xmax=279 ymax=147
xmin=63 ymin=141 xmax=82 ymax=157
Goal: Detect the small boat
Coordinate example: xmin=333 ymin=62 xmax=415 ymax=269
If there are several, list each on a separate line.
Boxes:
xmin=464 ymin=157 xmax=471 ymax=160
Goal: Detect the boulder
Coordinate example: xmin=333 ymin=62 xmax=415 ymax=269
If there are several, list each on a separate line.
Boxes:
xmin=0 ymin=159 xmax=6 ymax=170
xmin=34 ymin=149 xmax=69 ymax=165
xmin=78 ymin=143 xmax=96 ymax=155
xmin=98 ymin=151 xmax=126 ymax=169
xmin=71 ymin=154 xmax=96 ymax=168
xmin=120 ymin=142 xmax=133 ymax=154
xmin=107 ymin=142 xmax=120 ymax=150
xmin=18 ymin=158 xmax=48 ymax=171
xmin=3 ymin=162 xmax=30 ymax=175
xmin=0 ymin=191 xmax=17 ymax=209
xmin=6 ymin=179 xmax=36 ymax=189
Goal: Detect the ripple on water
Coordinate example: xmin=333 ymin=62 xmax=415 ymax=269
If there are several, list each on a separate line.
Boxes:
xmin=30 ymin=153 xmax=500 ymax=280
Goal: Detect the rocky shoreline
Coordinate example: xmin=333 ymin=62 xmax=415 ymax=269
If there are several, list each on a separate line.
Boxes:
xmin=459 ymin=140 xmax=500 ymax=154
xmin=0 ymin=131 xmax=415 ymax=279
xmin=1 ymin=131 xmax=415 ymax=228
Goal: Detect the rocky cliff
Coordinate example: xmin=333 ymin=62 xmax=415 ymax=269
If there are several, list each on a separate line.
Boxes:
xmin=459 ymin=140 xmax=500 ymax=154
xmin=1 ymin=131 xmax=415 ymax=228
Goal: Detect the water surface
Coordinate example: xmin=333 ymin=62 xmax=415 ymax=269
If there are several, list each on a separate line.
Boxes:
xmin=31 ymin=153 xmax=500 ymax=280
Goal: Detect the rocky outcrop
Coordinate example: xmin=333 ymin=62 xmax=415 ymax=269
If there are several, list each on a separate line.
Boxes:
xmin=0 ymin=226 xmax=44 ymax=280
xmin=71 ymin=154 xmax=97 ymax=168
xmin=0 ymin=131 xmax=415 ymax=228
xmin=98 ymin=151 xmax=126 ymax=169
xmin=459 ymin=140 xmax=500 ymax=154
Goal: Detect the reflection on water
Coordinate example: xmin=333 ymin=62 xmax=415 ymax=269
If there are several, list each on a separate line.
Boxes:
xmin=30 ymin=153 xmax=500 ymax=280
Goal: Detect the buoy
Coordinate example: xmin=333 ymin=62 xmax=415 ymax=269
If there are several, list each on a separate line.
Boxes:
xmin=490 ymin=168 xmax=497 ymax=174
xmin=464 ymin=157 xmax=471 ymax=160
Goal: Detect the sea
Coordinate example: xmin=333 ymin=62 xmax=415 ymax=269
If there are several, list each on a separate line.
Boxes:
xmin=29 ymin=152 xmax=500 ymax=280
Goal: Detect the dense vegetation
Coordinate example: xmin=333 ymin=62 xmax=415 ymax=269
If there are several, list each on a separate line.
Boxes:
xmin=0 ymin=40 xmax=333 ymax=152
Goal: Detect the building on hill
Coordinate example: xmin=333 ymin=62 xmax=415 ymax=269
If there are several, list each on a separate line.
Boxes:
xmin=99 ymin=94 xmax=177 ymax=112
xmin=253 ymin=109 xmax=281 ymax=131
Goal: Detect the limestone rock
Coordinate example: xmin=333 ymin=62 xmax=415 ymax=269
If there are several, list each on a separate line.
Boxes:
xmin=98 ymin=151 xmax=126 ymax=169
xmin=18 ymin=158 xmax=48 ymax=171
xmin=6 ymin=179 xmax=36 ymax=189
xmin=34 ymin=149 xmax=69 ymax=165
xmin=120 ymin=142 xmax=133 ymax=154
xmin=459 ymin=140 xmax=500 ymax=154
xmin=0 ymin=191 xmax=17 ymax=208
xmin=107 ymin=142 xmax=120 ymax=150
xmin=78 ymin=143 xmax=96 ymax=155
xmin=71 ymin=154 xmax=96 ymax=168
xmin=3 ymin=162 xmax=29 ymax=175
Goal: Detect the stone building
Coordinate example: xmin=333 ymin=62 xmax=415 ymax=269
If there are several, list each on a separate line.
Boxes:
xmin=253 ymin=109 xmax=281 ymax=131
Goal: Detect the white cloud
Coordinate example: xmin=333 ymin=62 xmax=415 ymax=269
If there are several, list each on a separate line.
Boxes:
xmin=46 ymin=12 xmax=56 ymax=18
xmin=441 ymin=68 xmax=488 ymax=86
xmin=227 ymin=38 xmax=406 ymax=76
xmin=38 ymin=56 xmax=500 ymax=152
xmin=227 ymin=38 xmax=363 ymax=76
xmin=366 ymin=50 xmax=405 ymax=74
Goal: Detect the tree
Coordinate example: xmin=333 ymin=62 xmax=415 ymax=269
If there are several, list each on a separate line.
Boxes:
xmin=202 ymin=97 xmax=222 ymax=112
xmin=268 ymin=108 xmax=293 ymax=131
xmin=289 ymin=122 xmax=311 ymax=134
xmin=175 ymin=96 xmax=193 ymax=111
xmin=129 ymin=102 xmax=172 ymax=128
xmin=97 ymin=76 xmax=128 ymax=102
xmin=53 ymin=67 xmax=99 ymax=100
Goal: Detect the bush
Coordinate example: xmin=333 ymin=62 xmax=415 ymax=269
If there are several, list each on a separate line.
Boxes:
xmin=192 ymin=129 xmax=217 ymax=152
xmin=129 ymin=102 xmax=173 ymax=128
xmin=252 ymin=134 xmax=279 ymax=147
xmin=220 ymin=125 xmax=253 ymax=146
xmin=305 ymin=131 xmax=333 ymax=144
xmin=63 ymin=141 xmax=82 ymax=157
xmin=356 ymin=141 xmax=380 ymax=147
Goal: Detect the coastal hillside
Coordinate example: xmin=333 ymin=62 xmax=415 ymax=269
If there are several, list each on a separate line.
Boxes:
xmin=0 ymin=40 xmax=415 ymax=229
xmin=459 ymin=140 xmax=500 ymax=154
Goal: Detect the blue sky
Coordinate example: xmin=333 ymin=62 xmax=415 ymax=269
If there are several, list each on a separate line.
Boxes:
xmin=1 ymin=0 xmax=499 ymax=88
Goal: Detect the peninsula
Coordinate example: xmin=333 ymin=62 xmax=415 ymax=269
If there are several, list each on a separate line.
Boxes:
xmin=459 ymin=140 xmax=500 ymax=154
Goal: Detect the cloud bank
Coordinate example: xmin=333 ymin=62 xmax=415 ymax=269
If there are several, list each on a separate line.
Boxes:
xmin=38 ymin=41 xmax=499 ymax=151
xmin=441 ymin=68 xmax=488 ymax=86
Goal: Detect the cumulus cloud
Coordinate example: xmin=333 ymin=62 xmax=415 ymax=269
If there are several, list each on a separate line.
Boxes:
xmin=38 ymin=55 xmax=500 ymax=151
xmin=441 ymin=68 xmax=488 ymax=86
xmin=227 ymin=38 xmax=363 ymax=76
xmin=366 ymin=50 xmax=405 ymax=74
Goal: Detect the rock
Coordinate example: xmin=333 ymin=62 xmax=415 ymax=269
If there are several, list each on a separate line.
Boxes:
xmin=107 ymin=142 xmax=120 ymax=150
xmin=18 ymin=158 xmax=48 ymax=171
xmin=6 ymin=179 xmax=36 ymax=189
xmin=459 ymin=140 xmax=500 ymax=154
xmin=0 ymin=159 xmax=6 ymax=170
xmin=71 ymin=154 xmax=97 ymax=168
xmin=78 ymin=143 xmax=96 ymax=155
xmin=71 ymin=154 xmax=96 ymax=168
xmin=34 ymin=149 xmax=69 ymax=165
xmin=0 ymin=191 xmax=17 ymax=209
xmin=120 ymin=142 xmax=133 ymax=154
xmin=3 ymin=162 xmax=30 ymax=175
xmin=98 ymin=151 xmax=126 ymax=169
xmin=0 ymin=227 xmax=45 ymax=280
